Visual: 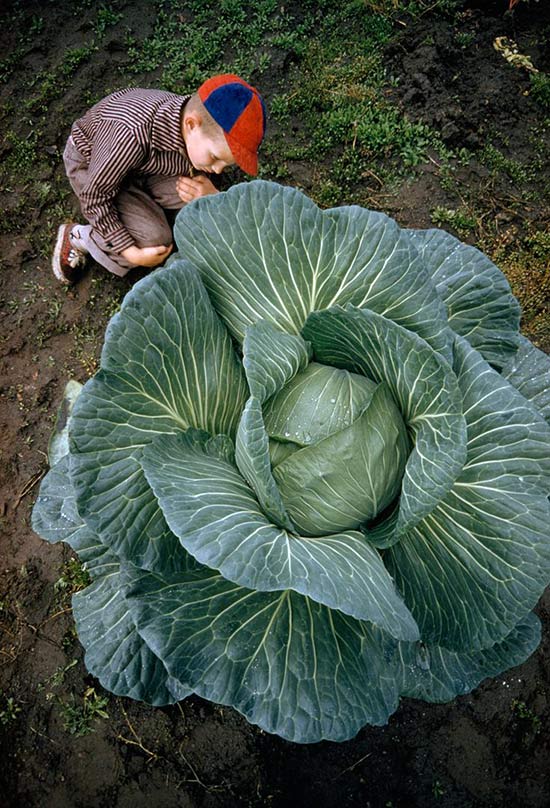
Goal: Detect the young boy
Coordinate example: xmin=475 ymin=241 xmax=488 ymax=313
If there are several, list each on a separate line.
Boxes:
xmin=53 ymin=74 xmax=266 ymax=283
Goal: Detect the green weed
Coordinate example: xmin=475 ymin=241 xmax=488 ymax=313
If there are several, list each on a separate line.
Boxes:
xmin=94 ymin=5 xmax=123 ymax=36
xmin=491 ymin=228 xmax=550 ymax=345
xmin=40 ymin=658 xmax=79 ymax=693
xmin=62 ymin=624 xmax=79 ymax=651
xmin=39 ymin=660 xmax=83 ymax=730
xmin=54 ymin=559 xmax=91 ymax=605
xmin=480 ymin=143 xmax=533 ymax=185
xmin=454 ymin=30 xmax=475 ymax=49
xmin=529 ymin=72 xmax=550 ymax=112
xmin=431 ymin=205 xmax=477 ymax=235
xmin=512 ymin=699 xmax=541 ymax=732
xmin=0 ymin=693 xmax=22 ymax=725
xmin=28 ymin=14 xmax=44 ymax=35
xmin=57 ymin=686 xmax=109 ymax=736
xmin=432 ymin=779 xmax=446 ymax=799
xmin=3 ymin=131 xmax=40 ymax=177
xmin=124 ymin=0 xmax=294 ymax=91
xmin=25 ymin=44 xmax=98 ymax=114
xmin=511 ymin=698 xmax=542 ymax=746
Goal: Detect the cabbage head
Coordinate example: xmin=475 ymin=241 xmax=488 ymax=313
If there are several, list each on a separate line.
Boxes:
xmin=32 ymin=181 xmax=550 ymax=744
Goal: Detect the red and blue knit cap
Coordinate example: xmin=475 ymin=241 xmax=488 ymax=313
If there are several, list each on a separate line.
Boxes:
xmin=198 ymin=74 xmax=266 ymax=175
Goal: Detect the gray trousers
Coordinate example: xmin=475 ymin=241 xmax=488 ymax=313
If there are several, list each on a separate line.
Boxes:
xmin=63 ymin=138 xmax=185 ymax=276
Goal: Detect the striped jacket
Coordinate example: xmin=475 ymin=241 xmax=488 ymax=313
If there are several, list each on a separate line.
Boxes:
xmin=70 ymin=88 xmax=192 ymax=252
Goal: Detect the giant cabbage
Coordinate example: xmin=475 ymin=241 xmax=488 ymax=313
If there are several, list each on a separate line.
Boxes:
xmin=32 ymin=181 xmax=550 ymax=743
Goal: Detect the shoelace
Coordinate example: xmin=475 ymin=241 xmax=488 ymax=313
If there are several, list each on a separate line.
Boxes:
xmin=67 ymin=247 xmax=85 ymax=268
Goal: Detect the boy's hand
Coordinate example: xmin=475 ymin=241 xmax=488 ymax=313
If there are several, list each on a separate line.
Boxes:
xmin=176 ymin=175 xmax=219 ymax=203
xmin=121 ymin=244 xmax=172 ymax=267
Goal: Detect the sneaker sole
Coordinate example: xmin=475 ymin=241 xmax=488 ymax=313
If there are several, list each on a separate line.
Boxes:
xmin=52 ymin=224 xmax=73 ymax=285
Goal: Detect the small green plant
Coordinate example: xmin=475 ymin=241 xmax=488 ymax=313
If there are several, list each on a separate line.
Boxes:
xmin=28 ymin=14 xmax=44 ymax=35
xmin=57 ymin=686 xmax=109 ymax=736
xmin=432 ymin=779 xmax=446 ymax=798
xmin=46 ymin=658 xmax=79 ymax=691
xmin=0 ymin=693 xmax=22 ymax=725
xmin=93 ymin=5 xmax=123 ymax=36
xmin=454 ymin=30 xmax=475 ymax=48
xmin=25 ymin=44 xmax=97 ymax=114
xmin=431 ymin=206 xmax=477 ymax=235
xmin=529 ymin=72 xmax=550 ymax=111
xmin=3 ymin=131 xmax=40 ymax=177
xmin=269 ymin=94 xmax=291 ymax=123
xmin=62 ymin=625 xmax=79 ymax=651
xmin=480 ymin=143 xmax=533 ymax=184
xmin=54 ymin=559 xmax=91 ymax=606
xmin=512 ymin=698 xmax=542 ymax=735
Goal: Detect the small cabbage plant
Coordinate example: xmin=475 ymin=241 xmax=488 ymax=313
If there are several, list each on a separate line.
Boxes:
xmin=33 ymin=181 xmax=550 ymax=743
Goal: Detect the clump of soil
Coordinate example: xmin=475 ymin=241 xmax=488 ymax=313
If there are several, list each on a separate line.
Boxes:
xmin=1 ymin=2 xmax=549 ymax=807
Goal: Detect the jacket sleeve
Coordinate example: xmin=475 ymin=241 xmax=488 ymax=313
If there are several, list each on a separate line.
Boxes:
xmin=78 ymin=118 xmax=147 ymax=253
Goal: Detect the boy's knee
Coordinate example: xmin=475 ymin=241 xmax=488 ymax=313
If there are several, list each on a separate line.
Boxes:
xmin=121 ymin=207 xmax=173 ymax=248
xmin=116 ymin=185 xmax=174 ymax=247
xmin=135 ymin=225 xmax=173 ymax=249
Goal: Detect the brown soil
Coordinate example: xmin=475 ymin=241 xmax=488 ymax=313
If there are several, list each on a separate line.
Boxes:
xmin=1 ymin=2 xmax=549 ymax=807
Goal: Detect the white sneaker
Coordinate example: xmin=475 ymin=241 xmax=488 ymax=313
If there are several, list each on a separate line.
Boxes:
xmin=52 ymin=223 xmax=88 ymax=284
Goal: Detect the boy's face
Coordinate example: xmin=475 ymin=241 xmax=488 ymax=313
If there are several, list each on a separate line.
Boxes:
xmin=184 ymin=118 xmax=235 ymax=174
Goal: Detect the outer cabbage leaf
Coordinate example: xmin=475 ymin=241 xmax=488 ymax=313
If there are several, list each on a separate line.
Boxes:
xmin=386 ymin=335 xmax=550 ymax=651
xmin=398 ymin=612 xmax=541 ymax=702
xmin=48 ymin=380 xmax=83 ymax=466
xmin=69 ymin=262 xmax=248 ymax=573
xmin=73 ymin=566 xmax=191 ymax=705
xmin=32 ymin=457 xmax=189 ymax=704
xmin=172 ymin=181 xmax=452 ymax=361
xmin=33 ymin=455 xmax=96 ymax=546
xmin=123 ymin=564 xmax=402 ymax=744
xmin=501 ymin=334 xmax=550 ymax=425
xmin=406 ymin=227 xmax=520 ymax=368
xmin=32 ymin=456 xmax=118 ymax=580
xmin=141 ymin=429 xmax=419 ymax=639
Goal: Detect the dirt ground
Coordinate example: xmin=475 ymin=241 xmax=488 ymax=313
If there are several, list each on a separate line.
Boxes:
xmin=1 ymin=1 xmax=549 ymax=806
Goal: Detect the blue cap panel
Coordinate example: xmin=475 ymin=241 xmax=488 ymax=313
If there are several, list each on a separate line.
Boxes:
xmin=204 ymin=83 xmax=253 ymax=133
